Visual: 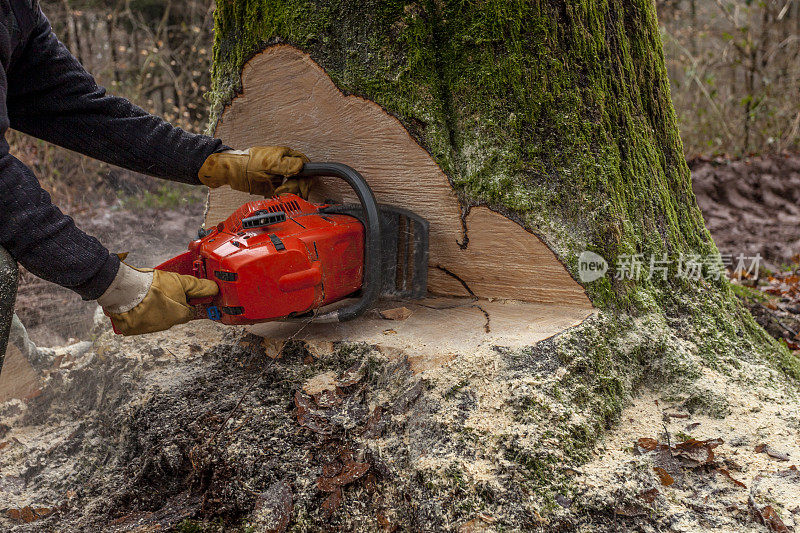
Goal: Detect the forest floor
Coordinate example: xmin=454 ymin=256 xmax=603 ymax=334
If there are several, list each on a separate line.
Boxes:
xmin=1 ymin=156 xmax=799 ymax=531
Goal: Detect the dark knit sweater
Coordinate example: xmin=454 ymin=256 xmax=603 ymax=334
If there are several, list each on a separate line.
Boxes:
xmin=0 ymin=0 xmax=224 ymax=300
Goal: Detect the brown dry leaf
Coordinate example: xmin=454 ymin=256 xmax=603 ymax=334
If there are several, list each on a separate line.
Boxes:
xmin=637 ymin=437 xmax=659 ymax=451
xmin=759 ymin=505 xmax=789 ymax=532
xmin=653 ymin=466 xmax=675 ymax=486
xmin=321 ymin=488 xmax=343 ymax=521
xmin=715 ymin=467 xmax=746 ymax=488
xmin=379 ymin=307 xmax=412 ymax=320
xmin=667 ymin=412 xmax=690 ymax=419
xmin=317 ymin=459 xmax=371 ymax=492
xmin=673 ymin=438 xmax=723 ymax=465
xmin=6 ymin=506 xmax=52 ymax=523
xmin=313 ymin=389 xmax=342 ymax=409
xmin=322 ymin=460 xmax=343 ymax=478
xmin=638 ymin=488 xmax=660 ymax=503
xmin=254 ymin=481 xmax=293 ymax=533
xmin=614 ymin=503 xmax=647 ymax=517
xmin=755 ymin=443 xmax=790 ymax=461
xmin=377 ymin=510 xmax=397 ymax=532
xmin=294 ymin=391 xmax=333 ymax=435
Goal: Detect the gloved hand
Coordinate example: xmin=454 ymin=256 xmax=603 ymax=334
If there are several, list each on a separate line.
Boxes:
xmin=98 ymin=263 xmax=219 ymax=336
xmin=198 ymin=146 xmax=316 ymax=198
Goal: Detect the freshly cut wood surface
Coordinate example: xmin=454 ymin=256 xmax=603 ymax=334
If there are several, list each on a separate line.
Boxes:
xmin=252 ymin=296 xmax=596 ymax=369
xmin=208 ymin=45 xmax=590 ymax=307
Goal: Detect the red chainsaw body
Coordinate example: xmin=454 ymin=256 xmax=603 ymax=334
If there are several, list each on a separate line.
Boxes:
xmin=156 ymin=194 xmax=364 ymax=325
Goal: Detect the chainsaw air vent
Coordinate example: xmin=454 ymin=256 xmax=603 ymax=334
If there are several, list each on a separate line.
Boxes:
xmin=280 ymin=199 xmax=301 ymax=212
xmin=242 ymin=210 xmax=287 ymax=230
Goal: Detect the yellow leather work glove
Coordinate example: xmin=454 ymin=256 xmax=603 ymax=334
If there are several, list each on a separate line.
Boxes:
xmin=100 ymin=265 xmax=219 ymax=336
xmin=198 ymin=146 xmax=315 ymax=198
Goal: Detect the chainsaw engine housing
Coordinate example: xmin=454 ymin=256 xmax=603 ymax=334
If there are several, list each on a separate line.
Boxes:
xmin=157 ymin=194 xmax=364 ymax=325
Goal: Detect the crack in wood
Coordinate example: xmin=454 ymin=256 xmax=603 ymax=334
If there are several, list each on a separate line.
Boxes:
xmin=457 ymin=204 xmax=471 ymax=250
xmin=474 ymin=305 xmax=491 ymax=333
xmin=434 ymin=265 xmax=476 ymax=297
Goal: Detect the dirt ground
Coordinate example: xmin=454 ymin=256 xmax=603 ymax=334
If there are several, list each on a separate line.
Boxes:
xmin=691 ymin=154 xmax=800 ymax=271
xmin=14 ymin=200 xmax=205 ymax=347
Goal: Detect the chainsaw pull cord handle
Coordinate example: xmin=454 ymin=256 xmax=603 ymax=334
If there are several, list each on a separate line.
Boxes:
xmin=295 ymin=162 xmax=381 ymax=322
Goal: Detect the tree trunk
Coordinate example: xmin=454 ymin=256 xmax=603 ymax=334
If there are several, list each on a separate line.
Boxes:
xmin=197 ymin=0 xmax=798 ymax=528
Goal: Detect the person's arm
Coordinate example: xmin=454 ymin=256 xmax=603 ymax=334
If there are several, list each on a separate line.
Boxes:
xmin=0 ymin=147 xmax=119 ymax=300
xmin=5 ymin=4 xmax=222 ymax=184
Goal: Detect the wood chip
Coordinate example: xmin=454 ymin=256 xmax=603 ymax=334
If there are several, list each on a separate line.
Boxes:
xmin=379 ymin=307 xmax=412 ymax=321
xmin=301 ymin=371 xmax=337 ymax=396
xmin=759 ymin=505 xmax=790 ymax=532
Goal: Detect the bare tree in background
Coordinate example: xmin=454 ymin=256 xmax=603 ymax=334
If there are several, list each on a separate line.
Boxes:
xmin=10 ymin=0 xmax=215 ymax=205
xmin=659 ymin=0 xmax=800 ymax=156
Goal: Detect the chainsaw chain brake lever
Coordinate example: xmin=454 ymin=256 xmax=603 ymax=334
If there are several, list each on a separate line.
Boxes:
xmin=292 ymin=162 xmax=382 ymax=322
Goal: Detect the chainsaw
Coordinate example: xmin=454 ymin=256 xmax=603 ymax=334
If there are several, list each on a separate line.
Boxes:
xmin=150 ymin=162 xmax=428 ymax=326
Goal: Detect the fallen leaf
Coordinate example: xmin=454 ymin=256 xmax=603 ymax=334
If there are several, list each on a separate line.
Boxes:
xmin=759 ymin=505 xmax=789 ymax=532
xmin=313 ymin=389 xmax=342 ymax=409
xmin=253 ymin=481 xmax=293 ymax=533
xmin=6 ymin=506 xmax=52 ymax=523
xmin=379 ymin=307 xmax=412 ymax=321
xmin=638 ymin=488 xmax=660 ymax=503
xmin=377 ymin=509 xmax=397 ymax=532
xmin=667 ymin=412 xmax=690 ymax=419
xmin=653 ymin=466 xmax=674 ymax=486
xmin=673 ymin=438 xmax=723 ymax=466
xmin=317 ymin=459 xmax=370 ymax=492
xmin=322 ymin=460 xmax=342 ymax=478
xmin=636 ymin=437 xmax=659 ymax=451
xmin=716 ymin=467 xmax=746 ymax=488
xmin=755 ymin=443 xmax=790 ymax=461
xmin=337 ymin=361 xmax=366 ymax=387
xmin=294 ymin=391 xmax=333 ymax=435
xmin=321 ymin=488 xmax=342 ymax=520
xmin=614 ymin=503 xmax=647 ymax=517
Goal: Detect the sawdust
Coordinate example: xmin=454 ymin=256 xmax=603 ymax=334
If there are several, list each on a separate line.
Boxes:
xmin=575 ymin=362 xmax=800 ymax=531
xmin=301 ymin=371 xmax=338 ymax=395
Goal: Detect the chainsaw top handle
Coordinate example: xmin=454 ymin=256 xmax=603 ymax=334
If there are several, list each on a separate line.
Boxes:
xmin=295 ymin=162 xmax=381 ymax=322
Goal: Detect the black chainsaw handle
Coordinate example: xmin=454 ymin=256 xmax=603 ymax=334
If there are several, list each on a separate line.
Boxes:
xmin=295 ymin=162 xmax=381 ymax=322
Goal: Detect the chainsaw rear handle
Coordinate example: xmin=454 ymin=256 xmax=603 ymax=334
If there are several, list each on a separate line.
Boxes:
xmin=295 ymin=162 xmax=381 ymax=322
